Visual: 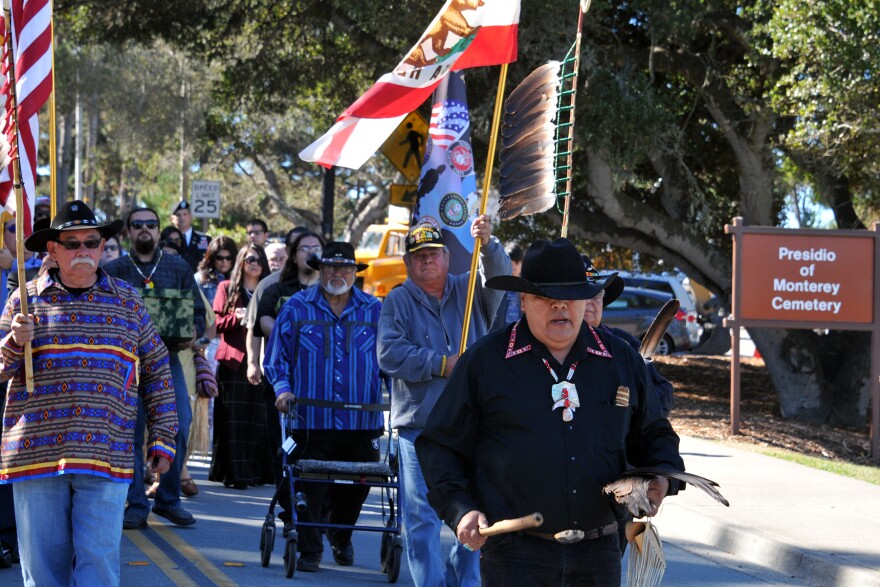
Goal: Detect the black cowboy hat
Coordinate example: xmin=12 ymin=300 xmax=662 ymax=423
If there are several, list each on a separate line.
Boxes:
xmin=486 ymin=238 xmax=617 ymax=300
xmin=25 ymin=200 xmax=123 ymax=253
xmin=583 ymin=255 xmax=624 ymax=306
xmin=306 ymin=241 xmax=368 ymax=272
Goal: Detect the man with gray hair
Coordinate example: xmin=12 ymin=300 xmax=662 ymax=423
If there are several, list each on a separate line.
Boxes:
xmin=377 ymin=215 xmax=509 ymax=586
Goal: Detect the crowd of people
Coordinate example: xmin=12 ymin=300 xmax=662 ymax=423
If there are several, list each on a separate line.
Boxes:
xmin=0 ymin=198 xmax=685 ymax=586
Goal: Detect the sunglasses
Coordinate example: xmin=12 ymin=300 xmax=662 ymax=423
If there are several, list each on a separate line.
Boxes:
xmin=104 ymin=244 xmax=120 ymax=252
xmin=244 ymin=256 xmax=261 ymax=265
xmin=215 ymin=254 xmax=233 ymax=262
xmin=55 ymin=239 xmax=103 ymax=251
xmin=297 ymin=245 xmax=323 ymax=254
xmin=130 ymin=220 xmax=159 ymax=230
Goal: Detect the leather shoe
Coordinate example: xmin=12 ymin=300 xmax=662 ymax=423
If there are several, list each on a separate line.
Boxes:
xmin=330 ymin=541 xmax=354 ymax=566
xmin=152 ymin=505 xmax=196 ymax=526
xmin=181 ymin=478 xmax=199 ymax=497
xmin=296 ymin=553 xmax=321 ymax=572
xmin=123 ymin=508 xmax=148 ymax=530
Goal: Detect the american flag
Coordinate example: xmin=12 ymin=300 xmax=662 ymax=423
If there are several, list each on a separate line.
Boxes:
xmin=429 ymin=99 xmax=469 ymax=149
xmin=0 ymin=0 xmax=52 ymax=236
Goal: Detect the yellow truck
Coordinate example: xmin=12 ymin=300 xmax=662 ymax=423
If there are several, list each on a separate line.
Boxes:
xmin=355 ymin=222 xmax=409 ymax=299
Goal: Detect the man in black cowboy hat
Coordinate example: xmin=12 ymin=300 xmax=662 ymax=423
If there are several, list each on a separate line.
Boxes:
xmin=263 ymin=241 xmax=385 ymax=572
xmin=0 ymin=200 xmax=179 ymax=585
xmin=104 ymin=207 xmax=206 ymax=530
xmin=416 ymin=238 xmax=684 ymax=586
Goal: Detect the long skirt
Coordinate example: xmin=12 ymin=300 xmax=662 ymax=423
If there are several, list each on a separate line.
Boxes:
xmin=209 ymin=362 xmax=267 ymax=487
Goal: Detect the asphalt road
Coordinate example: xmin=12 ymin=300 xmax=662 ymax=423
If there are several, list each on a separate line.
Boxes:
xmin=0 ymin=452 xmax=812 ymax=586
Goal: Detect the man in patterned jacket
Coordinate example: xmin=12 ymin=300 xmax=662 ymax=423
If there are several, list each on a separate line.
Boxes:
xmin=0 ymin=201 xmax=178 ymax=586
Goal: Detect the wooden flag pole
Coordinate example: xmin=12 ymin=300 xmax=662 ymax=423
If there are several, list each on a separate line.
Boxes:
xmin=559 ymin=0 xmax=590 ymax=238
xmin=4 ymin=3 xmax=34 ymax=392
xmin=459 ymin=63 xmax=509 ymax=356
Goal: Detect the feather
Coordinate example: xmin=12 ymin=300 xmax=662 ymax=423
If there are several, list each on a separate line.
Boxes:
xmin=603 ymin=468 xmax=730 ymax=518
xmin=496 ymin=187 xmax=557 ymax=220
xmin=504 ymin=61 xmax=561 ymax=119
xmin=497 ymin=62 xmax=562 ymax=221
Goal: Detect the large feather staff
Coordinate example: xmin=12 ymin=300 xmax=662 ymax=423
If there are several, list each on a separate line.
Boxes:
xmin=497 ymin=0 xmax=589 ymax=237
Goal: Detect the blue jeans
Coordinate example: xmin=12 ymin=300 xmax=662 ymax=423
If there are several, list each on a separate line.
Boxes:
xmin=480 ymin=533 xmax=621 ymax=586
xmin=13 ymin=474 xmax=128 ymax=587
xmin=127 ymin=353 xmax=191 ymax=513
xmin=398 ymin=427 xmax=480 ymax=587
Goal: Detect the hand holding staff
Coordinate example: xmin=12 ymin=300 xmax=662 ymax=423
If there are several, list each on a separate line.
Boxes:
xmin=458 ymin=510 xmax=544 ymax=551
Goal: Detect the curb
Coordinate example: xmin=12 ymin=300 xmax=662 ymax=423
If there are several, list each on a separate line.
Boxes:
xmin=661 ymin=507 xmax=880 ymax=587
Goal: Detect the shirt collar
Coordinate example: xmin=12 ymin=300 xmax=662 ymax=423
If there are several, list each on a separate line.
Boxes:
xmin=505 ymin=317 xmax=613 ymax=363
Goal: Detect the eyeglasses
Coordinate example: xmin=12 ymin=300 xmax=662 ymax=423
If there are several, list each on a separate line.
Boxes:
xmin=215 ymin=254 xmax=233 ymax=262
xmin=55 ymin=239 xmax=103 ymax=251
xmin=297 ymin=245 xmax=323 ymax=254
xmin=244 ymin=256 xmax=261 ymax=265
xmin=104 ymin=244 xmax=119 ymax=252
xmin=130 ymin=220 xmax=159 ymax=230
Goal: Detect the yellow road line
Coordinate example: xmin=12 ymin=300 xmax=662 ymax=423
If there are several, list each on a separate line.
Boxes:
xmin=151 ymin=522 xmax=238 ymax=587
xmin=124 ymin=528 xmax=198 ymax=587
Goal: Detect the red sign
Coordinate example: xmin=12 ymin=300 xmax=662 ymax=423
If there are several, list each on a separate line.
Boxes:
xmin=739 ymin=233 xmax=874 ymax=324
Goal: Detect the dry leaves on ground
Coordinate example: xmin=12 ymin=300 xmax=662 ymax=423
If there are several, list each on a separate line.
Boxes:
xmin=655 ymin=355 xmax=875 ymax=467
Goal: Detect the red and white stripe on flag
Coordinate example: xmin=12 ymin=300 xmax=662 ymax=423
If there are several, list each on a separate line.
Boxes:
xmin=0 ymin=0 xmax=52 ymax=236
xmin=300 ymin=0 xmax=519 ymax=170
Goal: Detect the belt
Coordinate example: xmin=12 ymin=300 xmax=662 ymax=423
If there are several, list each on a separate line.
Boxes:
xmin=524 ymin=522 xmax=618 ymax=544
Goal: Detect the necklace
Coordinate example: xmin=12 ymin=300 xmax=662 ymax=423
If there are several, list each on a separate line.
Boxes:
xmin=131 ymin=250 xmax=163 ymax=288
xmin=543 ymin=359 xmax=581 ymax=422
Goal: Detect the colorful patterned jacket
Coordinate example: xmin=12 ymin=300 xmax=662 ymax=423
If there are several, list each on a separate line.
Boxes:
xmin=0 ymin=269 xmax=178 ymax=483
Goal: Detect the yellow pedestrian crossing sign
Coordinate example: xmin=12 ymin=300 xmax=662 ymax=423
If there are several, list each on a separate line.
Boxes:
xmin=382 ymin=112 xmax=428 ymax=183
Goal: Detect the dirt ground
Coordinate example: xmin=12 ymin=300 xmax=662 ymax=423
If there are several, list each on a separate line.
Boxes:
xmin=656 ymin=355 xmax=875 ymax=467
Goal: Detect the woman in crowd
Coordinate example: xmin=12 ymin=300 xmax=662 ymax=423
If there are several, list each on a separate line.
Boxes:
xmin=209 ymin=244 xmax=271 ymax=489
xmin=256 ymin=231 xmax=324 ymax=338
xmin=195 ymin=236 xmax=238 ymax=307
xmin=99 ymin=235 xmax=122 ymax=267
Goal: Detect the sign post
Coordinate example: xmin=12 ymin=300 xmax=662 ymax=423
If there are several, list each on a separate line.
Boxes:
xmin=725 ymin=217 xmax=880 ymax=462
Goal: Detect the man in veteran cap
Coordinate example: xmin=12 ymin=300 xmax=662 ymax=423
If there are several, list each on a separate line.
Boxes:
xmin=0 ymin=201 xmax=178 ymax=586
xmin=377 ymin=215 xmax=509 ymax=586
xmin=416 ymin=238 xmax=684 ymax=586
xmin=263 ymin=241 xmax=385 ymax=572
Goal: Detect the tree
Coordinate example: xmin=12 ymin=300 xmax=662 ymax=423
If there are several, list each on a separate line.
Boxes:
xmin=52 ymin=1 xmax=880 ymax=429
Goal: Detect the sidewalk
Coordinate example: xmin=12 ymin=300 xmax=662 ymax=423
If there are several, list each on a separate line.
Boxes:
xmin=659 ymin=436 xmax=880 ymax=587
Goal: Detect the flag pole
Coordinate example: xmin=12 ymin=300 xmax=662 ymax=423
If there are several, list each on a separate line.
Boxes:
xmin=560 ymin=0 xmax=589 ymax=238
xmin=4 ymin=2 xmax=34 ymax=392
xmin=48 ymin=0 xmax=56 ymax=217
xmin=458 ymin=63 xmax=509 ymax=356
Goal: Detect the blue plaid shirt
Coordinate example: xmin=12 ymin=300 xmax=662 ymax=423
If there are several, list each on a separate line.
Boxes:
xmin=263 ymin=285 xmax=384 ymax=431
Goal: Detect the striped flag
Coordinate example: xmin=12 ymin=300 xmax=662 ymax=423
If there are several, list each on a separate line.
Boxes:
xmin=411 ymin=71 xmax=476 ymax=275
xmin=300 ymin=0 xmax=519 ymax=170
xmin=0 ymin=0 xmax=52 ymax=236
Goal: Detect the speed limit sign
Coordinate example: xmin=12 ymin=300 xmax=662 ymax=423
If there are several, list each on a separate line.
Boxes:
xmin=190 ymin=181 xmax=222 ymax=219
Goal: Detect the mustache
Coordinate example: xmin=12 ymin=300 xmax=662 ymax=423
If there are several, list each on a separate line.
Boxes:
xmin=70 ymin=257 xmax=96 ymax=268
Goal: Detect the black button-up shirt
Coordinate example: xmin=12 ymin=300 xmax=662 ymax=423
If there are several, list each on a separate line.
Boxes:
xmin=416 ymin=317 xmax=684 ymax=538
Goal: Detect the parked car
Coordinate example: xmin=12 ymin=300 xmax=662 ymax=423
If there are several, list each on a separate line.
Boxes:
xmin=617 ymin=272 xmax=702 ymax=348
xmin=602 ymin=287 xmax=693 ymax=355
